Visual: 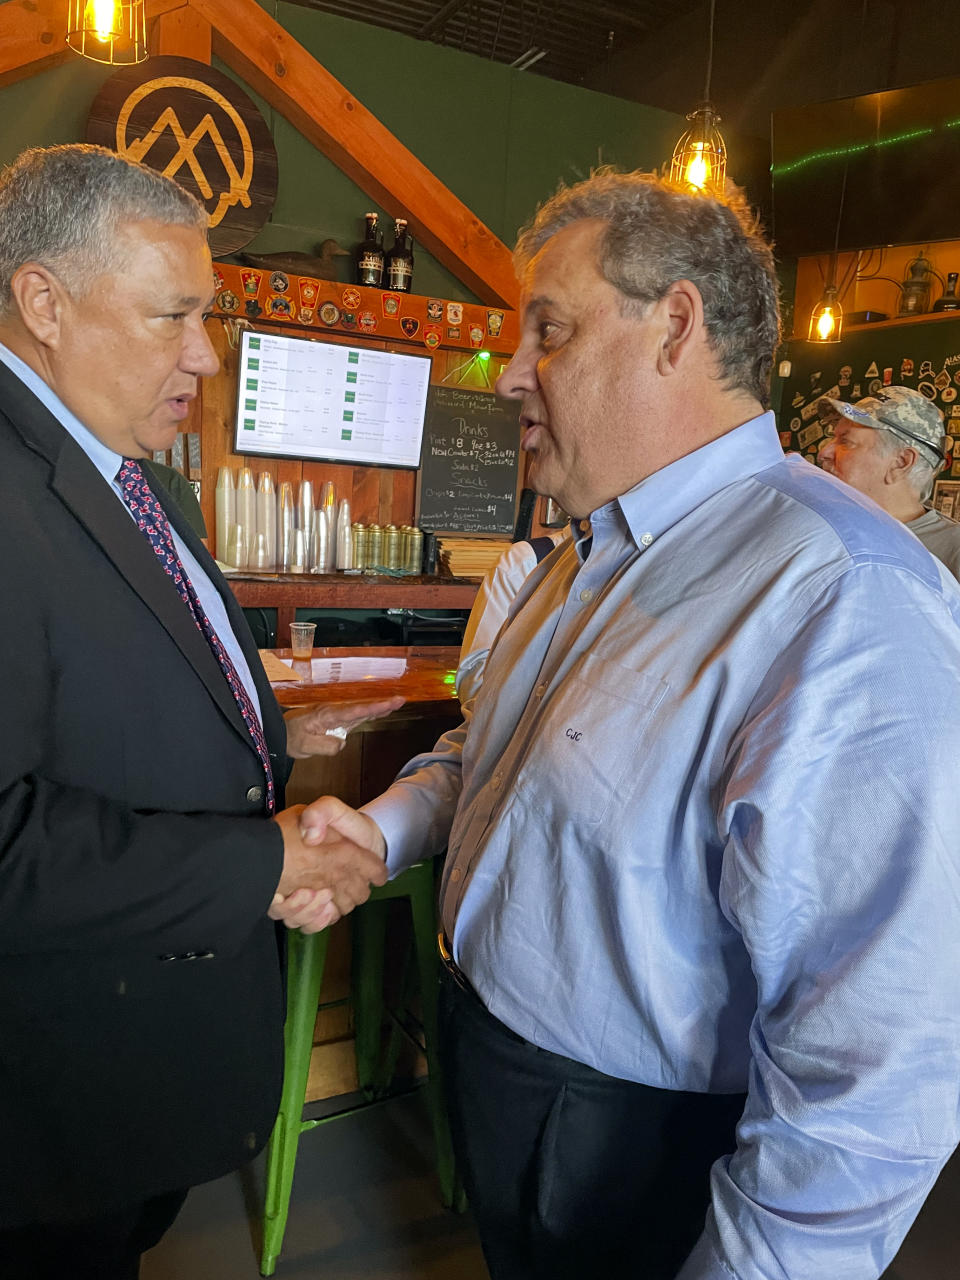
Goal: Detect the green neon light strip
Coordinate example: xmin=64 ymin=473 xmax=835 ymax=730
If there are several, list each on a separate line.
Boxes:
xmin=772 ymin=118 xmax=960 ymax=176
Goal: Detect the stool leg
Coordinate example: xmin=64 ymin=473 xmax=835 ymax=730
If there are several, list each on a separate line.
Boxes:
xmin=408 ymin=877 xmax=459 ymax=1210
xmin=260 ymin=929 xmax=330 ymax=1276
xmin=352 ymin=899 xmax=389 ymax=1100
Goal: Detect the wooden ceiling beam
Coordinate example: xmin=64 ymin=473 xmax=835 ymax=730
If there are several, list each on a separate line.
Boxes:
xmin=150 ymin=6 xmax=211 ymax=61
xmin=189 ymin=0 xmax=518 ymax=307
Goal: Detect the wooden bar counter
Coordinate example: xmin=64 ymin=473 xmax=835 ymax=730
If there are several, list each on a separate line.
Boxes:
xmin=263 ymin=645 xmax=463 ymax=1101
xmin=231 ymin=572 xmax=479 ymax=641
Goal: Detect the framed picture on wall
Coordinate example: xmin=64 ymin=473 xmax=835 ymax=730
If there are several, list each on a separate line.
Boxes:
xmin=932 ymin=479 xmax=960 ymax=519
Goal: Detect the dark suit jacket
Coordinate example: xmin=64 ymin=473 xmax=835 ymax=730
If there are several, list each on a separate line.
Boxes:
xmin=0 ymin=360 xmax=291 ymax=1226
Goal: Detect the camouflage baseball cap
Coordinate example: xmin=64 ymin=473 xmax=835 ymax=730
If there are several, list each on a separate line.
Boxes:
xmin=817 ymin=385 xmax=946 ymax=471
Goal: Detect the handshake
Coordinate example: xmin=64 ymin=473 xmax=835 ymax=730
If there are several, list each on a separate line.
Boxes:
xmin=270 ymin=798 xmax=388 ymax=933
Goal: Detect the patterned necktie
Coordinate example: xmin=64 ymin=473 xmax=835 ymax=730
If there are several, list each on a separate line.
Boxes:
xmin=116 ymin=458 xmax=275 ymax=814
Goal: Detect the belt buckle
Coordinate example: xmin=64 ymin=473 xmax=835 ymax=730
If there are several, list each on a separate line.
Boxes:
xmin=438 ymin=930 xmax=471 ymax=995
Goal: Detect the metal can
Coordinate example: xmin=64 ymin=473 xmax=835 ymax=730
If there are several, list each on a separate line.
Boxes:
xmin=404 ymin=525 xmax=423 ymax=574
xmin=367 ymin=523 xmax=383 ymax=569
xmin=351 ymin=523 xmax=367 ymax=570
xmin=384 ymin=523 xmax=401 ymax=571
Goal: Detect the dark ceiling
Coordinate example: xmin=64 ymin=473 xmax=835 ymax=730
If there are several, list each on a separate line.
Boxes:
xmin=286 ymin=0 xmax=705 ymax=89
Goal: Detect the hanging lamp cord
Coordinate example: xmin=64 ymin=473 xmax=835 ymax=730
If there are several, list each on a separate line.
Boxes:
xmin=704 ymin=0 xmax=716 ymax=102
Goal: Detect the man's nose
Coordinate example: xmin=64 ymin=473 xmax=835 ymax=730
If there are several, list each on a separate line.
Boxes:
xmin=495 ymin=343 xmax=537 ymax=401
xmin=819 ymin=438 xmax=835 ymax=462
xmin=184 ymin=319 xmax=220 ymax=378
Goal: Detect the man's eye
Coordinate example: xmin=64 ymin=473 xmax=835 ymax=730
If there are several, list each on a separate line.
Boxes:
xmin=164 ymin=313 xmax=186 ymax=322
xmin=539 ymin=321 xmax=558 ymax=343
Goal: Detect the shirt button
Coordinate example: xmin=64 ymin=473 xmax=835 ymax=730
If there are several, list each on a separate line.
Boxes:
xmin=450 ymin=867 xmax=462 ymax=884
xmin=640 ymin=532 xmax=654 ymax=547
xmin=579 ymin=588 xmax=594 ymax=603
xmin=158 ymin=954 xmax=177 ymax=963
xmin=535 ymin=682 xmax=547 ymax=698
xmin=246 ymin=786 xmax=263 ymax=803
xmin=492 ymin=771 xmax=503 ymax=789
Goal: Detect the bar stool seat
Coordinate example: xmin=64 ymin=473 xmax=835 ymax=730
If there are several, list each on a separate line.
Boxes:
xmin=259 ymin=859 xmax=459 ymax=1277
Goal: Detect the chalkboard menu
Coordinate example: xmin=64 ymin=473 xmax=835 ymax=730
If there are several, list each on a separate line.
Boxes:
xmin=417 ymin=385 xmax=521 ymax=534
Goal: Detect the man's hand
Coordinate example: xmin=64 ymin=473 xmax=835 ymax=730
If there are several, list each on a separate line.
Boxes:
xmin=269 ymin=803 xmax=388 ymax=932
xmin=284 ymin=696 xmax=405 ymax=758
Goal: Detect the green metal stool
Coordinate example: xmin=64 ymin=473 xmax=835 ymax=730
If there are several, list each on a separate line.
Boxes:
xmin=259 ymin=860 xmax=458 ymax=1277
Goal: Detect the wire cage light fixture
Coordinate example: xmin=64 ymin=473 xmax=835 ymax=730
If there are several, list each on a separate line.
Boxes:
xmin=669 ymin=0 xmax=726 ymax=193
xmin=66 ymin=0 xmax=147 ymax=66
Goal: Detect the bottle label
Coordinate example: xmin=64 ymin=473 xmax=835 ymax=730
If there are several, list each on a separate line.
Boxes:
xmin=357 ymin=251 xmax=383 ymax=285
xmin=387 ymin=260 xmax=413 ymax=290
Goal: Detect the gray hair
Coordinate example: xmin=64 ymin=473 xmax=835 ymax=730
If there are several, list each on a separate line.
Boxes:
xmin=873 ymin=427 xmax=940 ymax=502
xmin=514 ymin=168 xmax=781 ymax=406
xmin=0 ymin=144 xmax=208 ymax=312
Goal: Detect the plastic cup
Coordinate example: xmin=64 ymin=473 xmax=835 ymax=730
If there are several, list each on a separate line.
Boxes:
xmin=289 ymin=622 xmax=316 ymax=659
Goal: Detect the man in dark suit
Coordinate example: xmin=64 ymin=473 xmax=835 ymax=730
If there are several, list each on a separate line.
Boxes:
xmin=0 ymin=144 xmax=391 ymax=1278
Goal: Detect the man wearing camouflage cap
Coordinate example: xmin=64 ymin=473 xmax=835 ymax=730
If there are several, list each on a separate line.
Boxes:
xmin=819 ymin=385 xmax=960 ymax=580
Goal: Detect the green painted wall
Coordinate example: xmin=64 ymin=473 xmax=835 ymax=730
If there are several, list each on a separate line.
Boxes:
xmin=0 ymin=5 xmax=685 ymax=301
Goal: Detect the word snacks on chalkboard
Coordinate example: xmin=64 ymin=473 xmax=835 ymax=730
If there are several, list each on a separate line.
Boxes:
xmin=417 ymin=385 xmax=521 ymax=534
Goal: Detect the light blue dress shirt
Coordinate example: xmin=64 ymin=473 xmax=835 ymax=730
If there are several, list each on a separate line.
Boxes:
xmin=365 ymin=411 xmax=960 ymax=1279
xmin=0 ymin=342 xmax=264 ymax=724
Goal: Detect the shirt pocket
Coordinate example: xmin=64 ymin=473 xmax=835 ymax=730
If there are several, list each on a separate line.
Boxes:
xmin=515 ymin=652 xmax=669 ymax=825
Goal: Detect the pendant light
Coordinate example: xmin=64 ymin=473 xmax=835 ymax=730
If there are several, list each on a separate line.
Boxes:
xmin=807 ymin=164 xmax=849 ymax=344
xmin=669 ymin=0 xmax=726 ymax=193
xmin=66 ymin=0 xmax=147 ymax=65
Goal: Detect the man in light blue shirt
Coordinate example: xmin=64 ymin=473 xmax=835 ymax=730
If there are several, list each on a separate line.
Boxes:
xmin=300 ymin=172 xmax=960 ymax=1279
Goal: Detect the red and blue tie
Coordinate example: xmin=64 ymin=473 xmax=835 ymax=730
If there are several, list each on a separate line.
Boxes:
xmin=117 ymin=458 xmax=275 ymax=813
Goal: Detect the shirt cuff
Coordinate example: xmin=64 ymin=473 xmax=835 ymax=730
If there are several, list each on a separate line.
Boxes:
xmin=361 ymin=784 xmax=447 ymax=877
xmin=674 ymin=1231 xmax=738 ymax=1280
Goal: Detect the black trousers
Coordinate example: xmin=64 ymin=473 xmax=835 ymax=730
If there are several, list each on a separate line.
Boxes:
xmin=439 ymin=969 xmax=745 ymax=1280
xmin=0 ymin=1188 xmax=187 ymax=1280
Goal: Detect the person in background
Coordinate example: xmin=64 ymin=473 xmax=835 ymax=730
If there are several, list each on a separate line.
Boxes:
xmin=144 ymin=458 xmax=207 ymax=540
xmin=0 ymin=144 xmax=395 ymax=1279
xmin=294 ymin=168 xmax=960 ymax=1280
xmin=455 ymin=528 xmax=567 ymax=702
xmin=818 ymin=385 xmax=960 ymax=579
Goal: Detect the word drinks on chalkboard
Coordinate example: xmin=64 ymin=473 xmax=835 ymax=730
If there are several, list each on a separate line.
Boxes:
xmin=418 ymin=385 xmax=521 ymax=534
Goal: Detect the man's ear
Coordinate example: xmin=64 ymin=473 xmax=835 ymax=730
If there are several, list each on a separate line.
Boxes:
xmin=9 ymin=262 xmax=69 ymax=348
xmin=655 ymin=279 xmax=704 ymax=376
xmin=885 ymin=444 xmax=918 ymax=484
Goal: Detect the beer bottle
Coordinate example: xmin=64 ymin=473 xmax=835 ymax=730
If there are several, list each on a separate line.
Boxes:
xmin=385 ymin=218 xmax=414 ymax=293
xmin=355 ymin=212 xmax=384 ymax=287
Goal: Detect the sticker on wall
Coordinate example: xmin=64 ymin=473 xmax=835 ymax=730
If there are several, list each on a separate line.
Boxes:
xmin=341 ymin=287 xmax=361 ymax=310
xmin=267 ymin=294 xmax=293 ymax=318
xmin=900 ymin=358 xmax=915 ymax=380
xmin=800 ymin=400 xmax=820 ymax=422
xmin=319 ymin=302 xmax=340 ymax=326
xmin=864 ymin=360 xmax=879 ymax=378
xmin=212 ymin=267 xmax=225 ymax=293
xmin=868 ymin=379 xmax=883 ymax=395
xmin=809 ymin=371 xmax=823 ymax=394
xmin=297 ymin=307 xmax=315 ymax=325
xmin=216 ymin=289 xmax=240 ymax=314
xmin=935 ymin=369 xmax=951 ymax=391
xmin=400 ymin=316 xmax=420 ymax=338
xmin=779 ymin=431 xmax=793 ymax=449
xmin=381 ymin=292 xmax=402 ymax=318
xmin=851 ymin=383 xmax=862 ymax=399
xmin=269 ymin=271 xmax=289 ymax=294
xmin=446 ymin=326 xmax=461 ymax=341
xmin=298 ymin=278 xmax=319 ymax=306
xmin=427 ymin=299 xmax=443 ymax=322
xmin=918 ymin=381 xmax=937 ymax=400
xmin=468 ymin=322 xmax=484 ymax=347
xmin=941 ymin=386 xmax=957 ymax=403
xmin=340 ymin=311 xmax=357 ymax=328
xmin=791 ymin=391 xmax=805 ymax=408
xmin=954 ymin=369 xmax=960 ymax=386
xmin=446 ymin=302 xmax=462 ymax=324
xmin=882 ymin=367 xmax=893 ymax=386
xmin=244 ymin=298 xmax=262 ymax=319
xmin=838 ymin=364 xmax=852 ymax=388
xmin=487 ymin=310 xmax=504 ymax=337
xmin=790 ymin=417 xmax=802 ymax=431
xmin=359 ymin=310 xmax=378 ymax=331
xmin=919 ymin=360 xmax=935 ymax=377
xmin=423 ymin=324 xmax=442 ymax=349
xmin=241 ymin=268 xmax=263 ymax=297
xmin=797 ymin=421 xmax=824 ymax=450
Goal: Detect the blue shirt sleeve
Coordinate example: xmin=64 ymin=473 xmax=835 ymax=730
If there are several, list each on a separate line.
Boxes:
xmin=680 ymin=559 xmax=960 ymax=1279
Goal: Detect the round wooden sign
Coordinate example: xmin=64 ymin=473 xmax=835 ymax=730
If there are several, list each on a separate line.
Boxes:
xmin=86 ymin=56 xmax=278 ymax=256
